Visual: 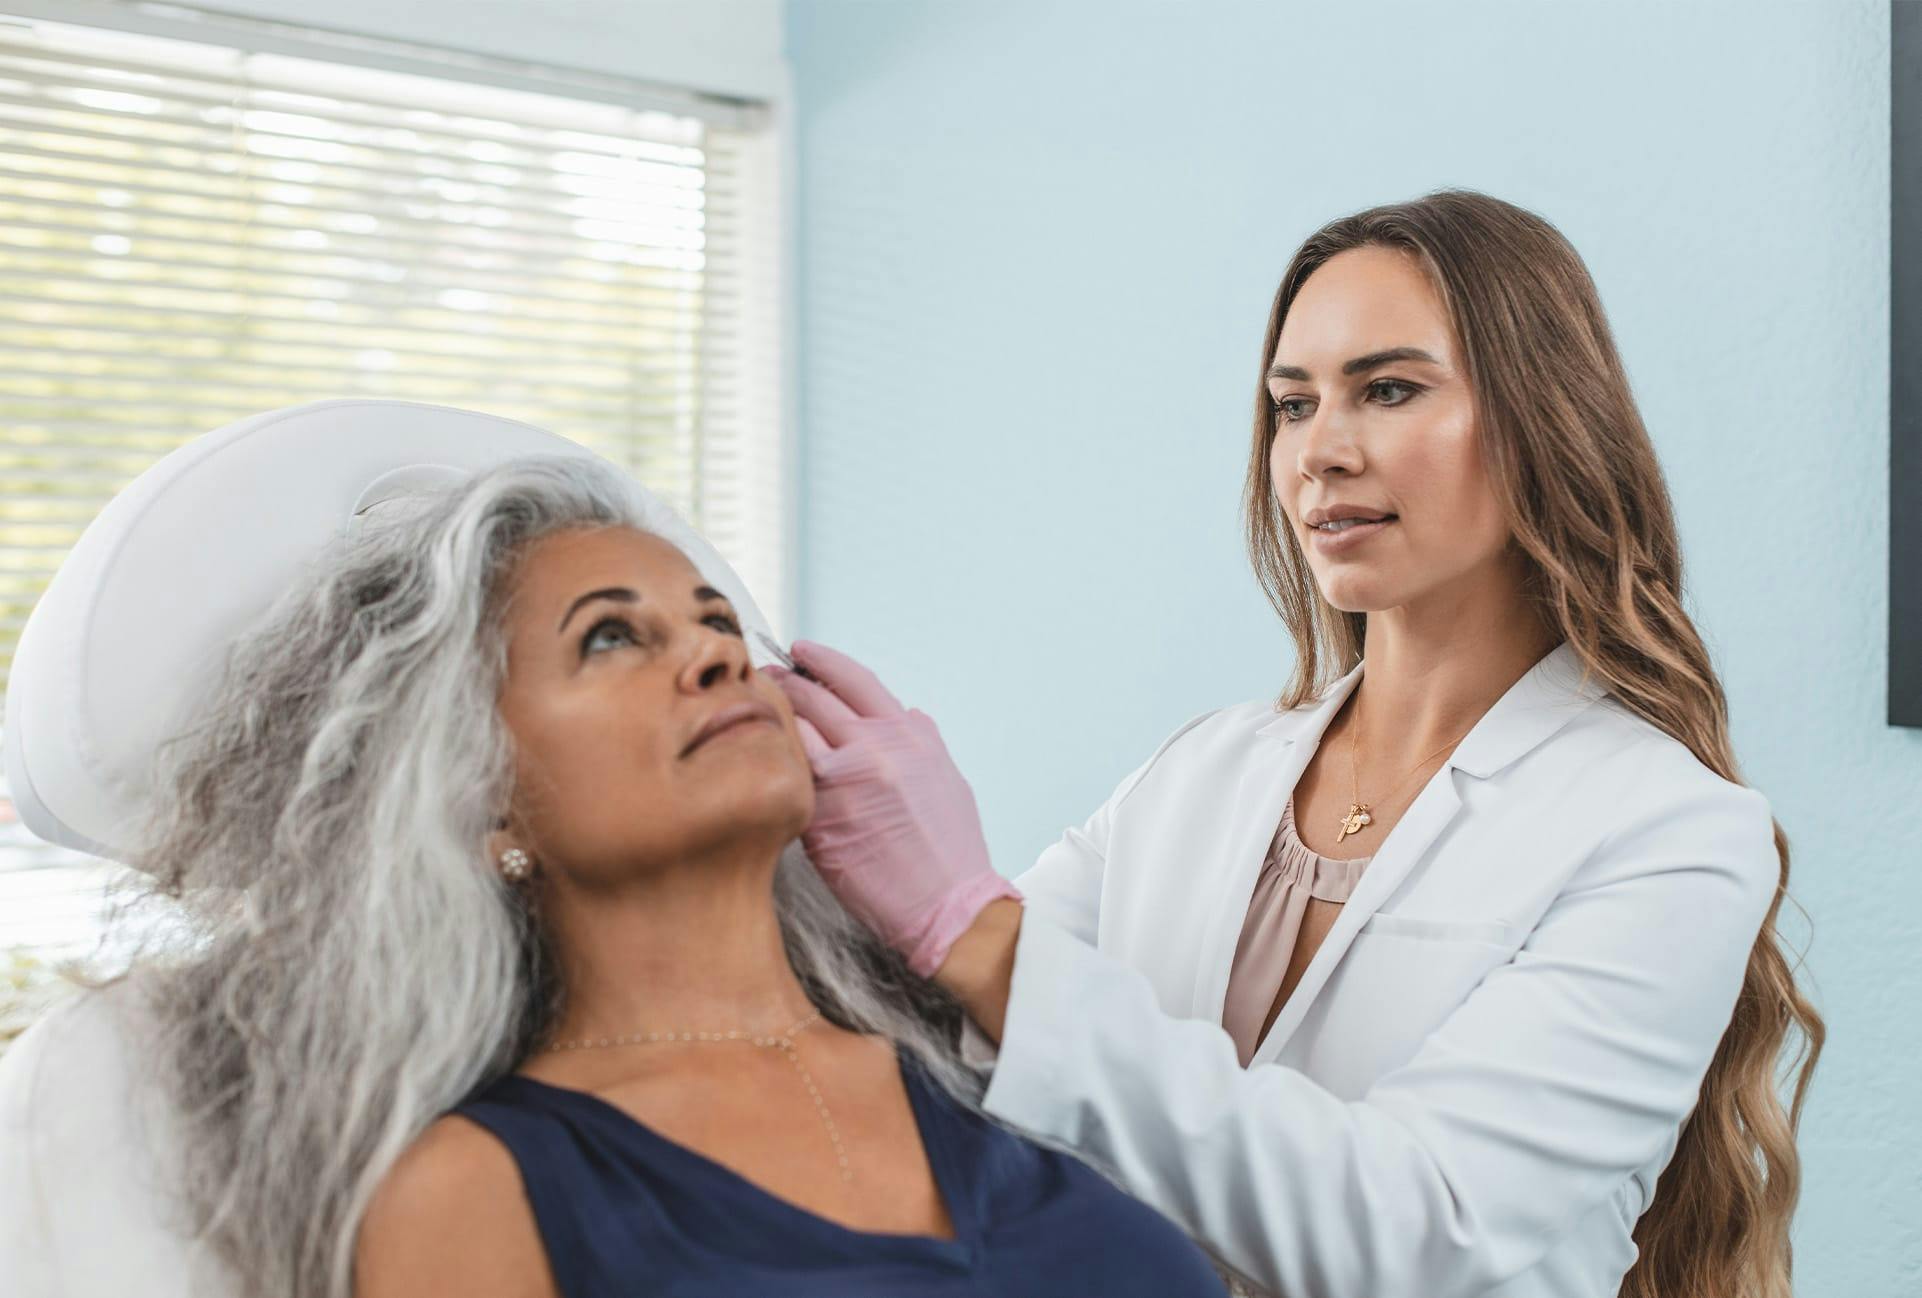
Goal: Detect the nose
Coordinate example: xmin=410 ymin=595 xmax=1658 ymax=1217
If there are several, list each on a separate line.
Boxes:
xmin=1288 ymin=404 xmax=1364 ymax=482
xmin=678 ymin=624 xmax=753 ymax=693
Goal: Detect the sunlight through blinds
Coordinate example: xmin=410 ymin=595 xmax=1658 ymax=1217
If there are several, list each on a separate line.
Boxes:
xmin=0 ymin=4 xmax=786 ymax=1037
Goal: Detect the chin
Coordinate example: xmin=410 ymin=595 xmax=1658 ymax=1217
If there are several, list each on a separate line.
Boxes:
xmin=720 ymin=755 xmax=815 ymax=834
xmin=1313 ymin=573 xmax=1402 ymax=614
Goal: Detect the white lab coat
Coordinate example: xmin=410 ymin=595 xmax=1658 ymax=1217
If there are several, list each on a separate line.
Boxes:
xmin=961 ymin=639 xmax=1779 ymax=1298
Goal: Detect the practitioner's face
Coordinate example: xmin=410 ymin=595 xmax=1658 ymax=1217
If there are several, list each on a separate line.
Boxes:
xmin=1265 ymin=245 xmax=1515 ymax=614
xmin=489 ymin=526 xmax=812 ymax=887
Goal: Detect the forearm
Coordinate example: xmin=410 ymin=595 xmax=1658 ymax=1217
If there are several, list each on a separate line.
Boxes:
xmin=931 ymin=897 xmax=1022 ymax=1043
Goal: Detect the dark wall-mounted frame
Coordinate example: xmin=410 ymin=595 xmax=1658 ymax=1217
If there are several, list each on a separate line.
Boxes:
xmin=1894 ymin=1 xmax=1921 ymax=726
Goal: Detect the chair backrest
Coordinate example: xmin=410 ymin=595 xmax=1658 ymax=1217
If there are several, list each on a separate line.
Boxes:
xmin=0 ymin=399 xmax=784 ymax=1295
xmin=4 ymin=397 xmax=780 ymax=867
xmin=0 ymin=981 xmax=240 ymax=1297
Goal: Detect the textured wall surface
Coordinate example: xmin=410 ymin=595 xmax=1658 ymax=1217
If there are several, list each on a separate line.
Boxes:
xmin=788 ymin=1 xmax=1920 ymax=1290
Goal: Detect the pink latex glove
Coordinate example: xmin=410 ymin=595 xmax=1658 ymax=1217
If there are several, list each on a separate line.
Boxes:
xmin=764 ymin=639 xmax=1022 ymax=978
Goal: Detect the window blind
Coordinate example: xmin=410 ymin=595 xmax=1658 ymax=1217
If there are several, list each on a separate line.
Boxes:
xmin=0 ymin=3 xmax=787 ymax=1034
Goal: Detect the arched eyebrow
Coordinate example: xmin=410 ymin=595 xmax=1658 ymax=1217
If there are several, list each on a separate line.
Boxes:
xmin=1266 ymin=346 xmax=1443 ymax=382
xmin=557 ymin=584 xmax=733 ymax=635
xmin=558 ymin=587 xmax=636 ymax=634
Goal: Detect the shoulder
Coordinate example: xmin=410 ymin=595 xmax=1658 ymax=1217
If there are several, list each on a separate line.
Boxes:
xmin=1133 ymin=695 xmax=1292 ymax=772
xmin=368 ymin=1111 xmax=523 ymax=1210
xmin=356 ymin=1110 xmax=553 ymax=1298
xmin=1558 ymin=699 xmax=1778 ymax=901
xmin=1104 ymin=694 xmax=1303 ymax=807
xmin=1581 ymin=697 xmax=1774 ymax=821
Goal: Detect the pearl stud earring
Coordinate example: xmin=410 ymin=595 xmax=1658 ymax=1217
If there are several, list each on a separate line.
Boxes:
xmin=498 ymin=847 xmax=533 ymax=883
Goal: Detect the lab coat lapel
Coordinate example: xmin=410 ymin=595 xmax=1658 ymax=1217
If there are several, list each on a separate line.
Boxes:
xmin=1246 ymin=757 xmax=1466 ymax=1063
xmin=1186 ymin=660 xmax=1364 ymax=1021
xmin=1244 ymin=640 xmax=1608 ymax=1066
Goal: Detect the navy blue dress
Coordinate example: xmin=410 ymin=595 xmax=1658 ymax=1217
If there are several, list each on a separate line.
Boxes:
xmin=450 ymin=1041 xmax=1227 ymax=1297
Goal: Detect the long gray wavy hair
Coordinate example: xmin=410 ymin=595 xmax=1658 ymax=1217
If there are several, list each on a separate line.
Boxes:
xmin=86 ymin=453 xmax=984 ymax=1298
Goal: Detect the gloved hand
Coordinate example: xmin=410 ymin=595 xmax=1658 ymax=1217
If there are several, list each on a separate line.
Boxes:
xmin=764 ymin=639 xmax=1022 ymax=978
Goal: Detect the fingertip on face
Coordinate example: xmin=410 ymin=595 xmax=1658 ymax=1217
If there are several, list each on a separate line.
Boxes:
xmin=788 ymin=639 xmax=840 ymax=675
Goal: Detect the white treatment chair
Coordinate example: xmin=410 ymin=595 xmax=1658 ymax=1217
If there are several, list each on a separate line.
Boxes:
xmin=0 ymin=399 xmax=783 ymax=1298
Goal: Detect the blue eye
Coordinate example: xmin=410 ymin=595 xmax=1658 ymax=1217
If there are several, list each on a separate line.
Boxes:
xmin=581 ymin=615 xmax=637 ymax=656
xmin=580 ymin=611 xmax=743 ymax=657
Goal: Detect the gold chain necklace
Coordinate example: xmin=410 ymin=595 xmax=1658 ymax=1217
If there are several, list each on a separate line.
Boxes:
xmin=539 ymin=1008 xmax=852 ymax=1184
xmin=1337 ymin=691 xmax=1474 ymax=844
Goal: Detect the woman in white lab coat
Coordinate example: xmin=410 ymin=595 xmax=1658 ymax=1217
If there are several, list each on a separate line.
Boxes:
xmin=768 ymin=188 xmax=1825 ymax=1298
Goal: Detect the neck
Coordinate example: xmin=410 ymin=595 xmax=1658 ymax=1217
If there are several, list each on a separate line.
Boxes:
xmin=538 ymin=837 xmax=813 ymax=1045
xmin=1346 ymin=555 xmax=1560 ymax=764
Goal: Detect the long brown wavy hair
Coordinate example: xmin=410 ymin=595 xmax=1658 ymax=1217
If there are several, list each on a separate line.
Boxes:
xmin=1242 ymin=189 xmax=1823 ymax=1298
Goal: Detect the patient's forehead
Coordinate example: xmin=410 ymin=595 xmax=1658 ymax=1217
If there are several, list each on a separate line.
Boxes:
xmin=505 ymin=526 xmax=701 ymax=629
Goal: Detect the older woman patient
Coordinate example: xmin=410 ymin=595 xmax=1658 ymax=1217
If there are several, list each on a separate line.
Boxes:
xmin=18 ymin=451 xmax=1229 ymax=1298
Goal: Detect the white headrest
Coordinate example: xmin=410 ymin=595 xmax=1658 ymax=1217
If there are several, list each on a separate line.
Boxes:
xmin=3 ymin=398 xmax=778 ymax=866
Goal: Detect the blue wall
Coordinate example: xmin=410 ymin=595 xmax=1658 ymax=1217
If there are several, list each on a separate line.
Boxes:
xmin=787 ymin=2 xmax=1918 ymax=1290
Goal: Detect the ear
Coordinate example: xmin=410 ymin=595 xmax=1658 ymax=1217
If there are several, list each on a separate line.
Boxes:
xmin=485 ymin=814 xmax=515 ymax=865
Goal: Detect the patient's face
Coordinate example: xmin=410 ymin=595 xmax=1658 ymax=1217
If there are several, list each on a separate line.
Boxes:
xmin=1265 ymin=244 xmax=1515 ymax=615
xmin=493 ymin=525 xmax=812 ymax=886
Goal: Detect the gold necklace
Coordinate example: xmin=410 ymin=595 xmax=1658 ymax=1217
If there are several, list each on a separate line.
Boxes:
xmin=540 ymin=1008 xmax=852 ymax=1184
xmin=1337 ymin=692 xmax=1474 ymax=844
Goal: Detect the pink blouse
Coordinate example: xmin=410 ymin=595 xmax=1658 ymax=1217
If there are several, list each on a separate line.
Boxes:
xmin=1221 ymin=792 xmax=1373 ymax=1067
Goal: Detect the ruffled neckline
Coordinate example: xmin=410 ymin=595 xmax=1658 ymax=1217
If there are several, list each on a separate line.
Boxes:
xmin=1262 ymin=794 xmax=1373 ymax=902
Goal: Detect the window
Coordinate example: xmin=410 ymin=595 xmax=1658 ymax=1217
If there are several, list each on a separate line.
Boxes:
xmin=0 ymin=3 xmax=787 ymax=1040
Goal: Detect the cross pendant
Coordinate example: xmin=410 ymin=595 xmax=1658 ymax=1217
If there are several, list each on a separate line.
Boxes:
xmin=1337 ymin=803 xmax=1373 ymax=841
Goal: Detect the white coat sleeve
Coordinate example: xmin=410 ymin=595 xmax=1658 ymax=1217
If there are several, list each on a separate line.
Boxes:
xmin=958 ymin=708 xmax=1222 ymax=1071
xmin=973 ymin=776 xmax=1782 ymax=1298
